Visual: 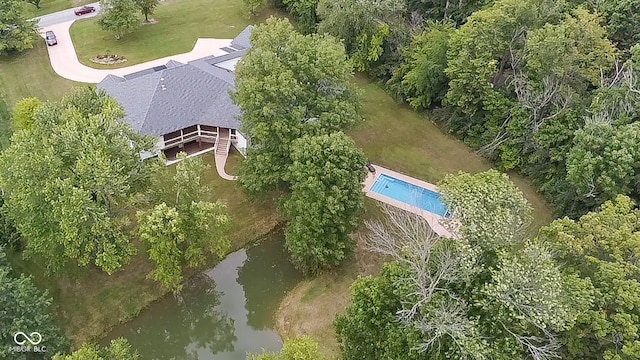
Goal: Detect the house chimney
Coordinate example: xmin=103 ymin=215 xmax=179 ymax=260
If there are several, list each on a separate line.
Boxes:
xmin=160 ymin=77 xmax=166 ymax=91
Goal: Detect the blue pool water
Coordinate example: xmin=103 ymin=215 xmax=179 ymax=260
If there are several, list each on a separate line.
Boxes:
xmin=370 ymin=174 xmax=449 ymax=217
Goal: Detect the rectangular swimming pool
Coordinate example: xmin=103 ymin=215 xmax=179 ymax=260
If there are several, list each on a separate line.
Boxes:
xmin=370 ymin=174 xmax=449 ymax=217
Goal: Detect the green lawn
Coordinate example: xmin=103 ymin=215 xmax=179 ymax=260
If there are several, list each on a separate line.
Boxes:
xmin=7 ymin=153 xmax=279 ymax=347
xmin=225 ymin=147 xmax=244 ymax=175
xmin=0 ymin=43 xmax=77 ymax=106
xmin=69 ymin=0 xmax=286 ymax=68
xmin=25 ymin=0 xmax=95 ymax=18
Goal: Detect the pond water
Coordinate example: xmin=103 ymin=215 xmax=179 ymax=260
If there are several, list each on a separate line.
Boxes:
xmin=102 ymin=232 xmax=303 ymax=359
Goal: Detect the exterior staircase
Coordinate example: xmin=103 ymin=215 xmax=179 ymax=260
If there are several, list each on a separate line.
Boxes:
xmin=216 ymin=128 xmax=230 ymax=155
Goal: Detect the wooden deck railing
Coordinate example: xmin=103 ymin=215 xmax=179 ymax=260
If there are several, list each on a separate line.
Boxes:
xmin=163 ymin=129 xmax=218 ymax=148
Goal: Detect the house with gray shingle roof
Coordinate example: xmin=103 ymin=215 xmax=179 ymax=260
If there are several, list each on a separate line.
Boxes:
xmin=97 ymin=26 xmax=253 ymax=162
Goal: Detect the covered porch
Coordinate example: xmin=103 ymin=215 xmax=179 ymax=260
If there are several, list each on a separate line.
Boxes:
xmin=161 ymin=125 xmax=246 ymax=168
xmin=163 ymin=140 xmax=215 ymax=162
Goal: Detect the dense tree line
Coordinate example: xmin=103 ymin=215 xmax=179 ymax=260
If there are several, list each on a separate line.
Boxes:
xmin=271 ymin=0 xmax=640 ymax=218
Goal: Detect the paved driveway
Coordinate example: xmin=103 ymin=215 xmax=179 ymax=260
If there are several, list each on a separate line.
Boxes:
xmin=36 ymin=2 xmax=101 ymax=28
xmin=35 ymin=5 xmax=233 ymax=83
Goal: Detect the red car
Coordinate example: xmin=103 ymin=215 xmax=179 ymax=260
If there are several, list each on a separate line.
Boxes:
xmin=74 ymin=6 xmax=96 ymax=15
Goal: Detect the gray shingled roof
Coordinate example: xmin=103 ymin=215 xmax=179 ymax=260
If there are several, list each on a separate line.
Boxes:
xmin=231 ymin=25 xmax=253 ymax=49
xmin=97 ymin=26 xmax=254 ymax=137
xmin=98 ymin=63 xmax=240 ymax=136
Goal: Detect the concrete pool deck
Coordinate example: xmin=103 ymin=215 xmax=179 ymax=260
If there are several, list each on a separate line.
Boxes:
xmin=364 ymin=165 xmax=456 ymax=238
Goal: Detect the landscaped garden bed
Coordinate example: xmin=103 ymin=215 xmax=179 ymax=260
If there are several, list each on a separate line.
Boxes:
xmin=90 ymin=54 xmax=127 ymax=65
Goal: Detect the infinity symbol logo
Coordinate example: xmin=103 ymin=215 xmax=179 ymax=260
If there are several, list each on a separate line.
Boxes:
xmin=13 ymin=332 xmax=43 ymax=345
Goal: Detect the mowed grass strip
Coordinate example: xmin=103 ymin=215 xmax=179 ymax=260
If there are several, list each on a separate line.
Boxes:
xmin=276 ymin=76 xmax=555 ymax=358
xmin=69 ymin=0 xmax=287 ymax=69
xmin=7 ymin=153 xmax=279 ymax=346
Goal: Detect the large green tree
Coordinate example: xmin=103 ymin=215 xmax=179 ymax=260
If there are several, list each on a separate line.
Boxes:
xmin=524 ymin=8 xmax=617 ymax=88
xmin=98 ymin=0 xmax=140 ymax=39
xmin=134 ymin=0 xmax=159 ymax=22
xmin=439 ymin=169 xmax=532 ymax=250
xmin=52 ymin=338 xmax=139 ymax=360
xmin=0 ymin=251 xmax=68 ymax=359
xmin=0 ymin=87 xmax=155 ymax=274
xmin=566 ymin=123 xmax=640 ymax=207
xmin=0 ymin=0 xmax=36 ymax=54
xmin=233 ymin=17 xmax=362 ymax=194
xmin=137 ymin=155 xmax=230 ymax=291
xmin=337 ymin=171 xmax=584 ymax=359
xmin=537 ymin=195 xmax=640 ymax=359
xmin=335 ymin=261 xmax=424 ymax=360
xmin=280 ymin=132 xmax=367 ymax=274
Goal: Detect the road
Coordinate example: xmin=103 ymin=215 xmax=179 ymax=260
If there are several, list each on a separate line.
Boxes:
xmin=34 ymin=2 xmax=101 ymax=28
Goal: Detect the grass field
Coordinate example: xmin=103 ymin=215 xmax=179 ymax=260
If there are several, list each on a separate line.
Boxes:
xmin=274 ymin=75 xmax=555 ymax=359
xmin=0 ymin=43 xmax=77 ymax=106
xmin=225 ymin=147 xmax=244 ymax=175
xmin=69 ymin=0 xmax=286 ymax=68
xmin=7 ymin=153 xmax=278 ymax=346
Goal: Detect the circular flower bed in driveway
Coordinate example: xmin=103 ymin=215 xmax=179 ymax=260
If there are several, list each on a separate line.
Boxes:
xmin=91 ymin=54 xmax=127 ymax=65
